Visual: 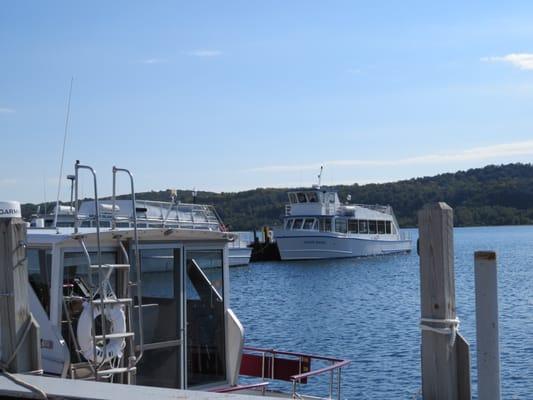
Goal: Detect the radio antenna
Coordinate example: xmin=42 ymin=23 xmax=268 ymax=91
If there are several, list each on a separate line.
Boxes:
xmin=53 ymin=77 xmax=74 ymax=231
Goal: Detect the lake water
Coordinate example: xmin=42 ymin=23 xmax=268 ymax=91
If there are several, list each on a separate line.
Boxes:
xmin=229 ymin=226 xmax=532 ymax=399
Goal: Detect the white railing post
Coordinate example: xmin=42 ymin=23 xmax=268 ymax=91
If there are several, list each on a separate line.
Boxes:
xmin=474 ymin=251 xmax=501 ymax=400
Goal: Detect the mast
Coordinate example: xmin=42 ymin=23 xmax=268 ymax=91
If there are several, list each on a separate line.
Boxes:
xmin=317 ymin=165 xmax=324 ymax=189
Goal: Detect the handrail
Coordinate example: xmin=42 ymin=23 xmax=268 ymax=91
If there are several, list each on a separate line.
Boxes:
xmin=290 ymin=359 xmax=351 ymax=381
xmin=74 ymin=161 xmax=108 ymax=371
xmin=243 ymin=346 xmax=347 ymax=364
xmin=242 ymin=346 xmax=350 ymax=400
xmin=112 ymin=166 xmax=144 ymax=364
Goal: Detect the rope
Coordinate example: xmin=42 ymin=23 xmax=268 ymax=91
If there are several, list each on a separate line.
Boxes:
xmin=0 ymin=316 xmax=48 ymax=399
xmin=420 ymin=317 xmax=460 ymax=348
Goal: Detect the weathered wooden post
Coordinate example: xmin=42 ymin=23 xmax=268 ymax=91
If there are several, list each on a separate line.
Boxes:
xmin=0 ymin=201 xmax=41 ymax=373
xmin=474 ymin=251 xmax=501 ymax=400
xmin=418 ymin=202 xmax=470 ymax=400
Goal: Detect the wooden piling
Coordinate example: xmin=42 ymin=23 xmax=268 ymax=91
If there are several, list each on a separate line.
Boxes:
xmin=418 ymin=202 xmax=470 ymax=400
xmin=0 ymin=209 xmax=41 ymax=372
xmin=474 ymin=251 xmax=501 ymax=400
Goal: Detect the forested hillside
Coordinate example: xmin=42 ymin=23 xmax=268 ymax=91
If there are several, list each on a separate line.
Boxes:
xmin=22 ymin=163 xmax=533 ymax=230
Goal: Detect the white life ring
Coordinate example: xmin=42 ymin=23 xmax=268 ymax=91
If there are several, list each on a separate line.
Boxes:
xmin=77 ymin=301 xmax=127 ymax=364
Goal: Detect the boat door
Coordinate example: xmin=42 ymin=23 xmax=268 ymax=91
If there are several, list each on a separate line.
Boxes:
xmin=133 ymin=243 xmax=184 ymax=389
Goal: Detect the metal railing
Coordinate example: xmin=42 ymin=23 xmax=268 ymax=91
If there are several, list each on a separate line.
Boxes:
xmin=241 ymin=346 xmax=350 ymax=399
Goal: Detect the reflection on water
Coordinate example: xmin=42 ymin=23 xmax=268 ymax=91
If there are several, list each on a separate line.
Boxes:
xmin=230 ymin=226 xmax=533 ymax=399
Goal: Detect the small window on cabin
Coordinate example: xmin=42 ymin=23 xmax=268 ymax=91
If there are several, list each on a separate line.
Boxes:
xmin=289 ymin=193 xmax=298 ymax=203
xmin=303 ymin=218 xmax=315 ymax=230
xmin=99 ymin=221 xmax=111 ymax=228
xmin=285 ymin=219 xmax=293 ymax=229
xmin=293 ymin=218 xmax=303 ymax=229
xmin=359 ymin=220 xmax=368 ymax=234
xmin=117 ymin=222 xmax=130 ymax=228
xmin=377 ymin=221 xmax=386 ymax=234
xmin=81 ymin=221 xmax=91 ymax=227
xmin=348 ymin=220 xmax=358 ymax=233
xmin=369 ymin=220 xmax=377 ymax=234
xmin=335 ymin=219 xmax=347 ymax=233
xmin=297 ymin=193 xmax=307 ymax=203
xmin=307 ymin=192 xmax=318 ymax=203
xmin=322 ymin=218 xmax=332 ymax=232
xmin=27 ymin=249 xmax=52 ymax=316
xmin=385 ymin=221 xmax=392 ymax=234
xmin=328 ymin=193 xmax=335 ymax=203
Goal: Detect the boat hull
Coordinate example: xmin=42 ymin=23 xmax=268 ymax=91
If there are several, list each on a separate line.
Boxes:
xmin=228 ymin=247 xmax=252 ymax=266
xmin=275 ymin=231 xmax=411 ymax=260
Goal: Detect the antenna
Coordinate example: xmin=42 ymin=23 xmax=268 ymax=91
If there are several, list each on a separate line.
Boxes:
xmin=53 ymin=77 xmax=74 ymax=230
xmin=317 ymin=165 xmax=324 ymax=188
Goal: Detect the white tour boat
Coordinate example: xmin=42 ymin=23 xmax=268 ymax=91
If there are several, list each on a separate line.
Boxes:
xmin=1 ymin=161 xmax=349 ymax=399
xmin=32 ymin=190 xmax=252 ymax=267
xmin=275 ymin=185 xmax=412 ymax=260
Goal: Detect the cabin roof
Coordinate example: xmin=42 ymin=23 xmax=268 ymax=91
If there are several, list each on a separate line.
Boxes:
xmin=27 ymin=227 xmax=236 ymax=246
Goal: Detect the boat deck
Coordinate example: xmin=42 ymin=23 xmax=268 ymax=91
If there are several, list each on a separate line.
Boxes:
xmin=0 ymin=373 xmax=281 ymax=400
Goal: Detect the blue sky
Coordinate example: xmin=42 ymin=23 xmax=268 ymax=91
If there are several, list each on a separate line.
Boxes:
xmin=2 ymin=1 xmax=533 ymax=202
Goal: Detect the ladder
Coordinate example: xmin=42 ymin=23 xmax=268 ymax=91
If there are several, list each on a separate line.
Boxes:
xmin=71 ymin=161 xmax=143 ymax=383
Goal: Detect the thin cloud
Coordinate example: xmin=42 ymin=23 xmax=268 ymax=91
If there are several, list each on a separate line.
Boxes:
xmin=0 ymin=107 xmax=15 ymax=113
xmin=0 ymin=178 xmax=17 ymax=186
xmin=188 ymin=49 xmax=222 ymax=57
xmin=248 ymin=140 xmax=533 ymax=172
xmin=139 ymin=58 xmax=167 ymax=64
xmin=346 ymin=68 xmax=362 ymax=74
xmin=481 ymin=53 xmax=533 ymax=70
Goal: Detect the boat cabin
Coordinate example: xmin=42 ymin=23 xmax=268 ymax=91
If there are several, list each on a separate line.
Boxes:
xmin=26 ymin=226 xmax=243 ymax=390
xmin=286 ymin=189 xmax=340 ymax=217
xmin=284 ymin=189 xmax=397 ymax=236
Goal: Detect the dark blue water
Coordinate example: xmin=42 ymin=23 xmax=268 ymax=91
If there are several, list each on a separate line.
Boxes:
xmin=229 ymin=226 xmax=532 ymax=399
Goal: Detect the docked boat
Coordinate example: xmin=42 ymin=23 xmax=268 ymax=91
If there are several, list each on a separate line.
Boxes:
xmin=227 ymin=232 xmax=253 ymax=267
xmin=32 ymin=193 xmax=252 ymax=267
xmin=275 ymin=186 xmax=411 ymax=260
xmin=3 ymin=161 xmax=348 ymax=399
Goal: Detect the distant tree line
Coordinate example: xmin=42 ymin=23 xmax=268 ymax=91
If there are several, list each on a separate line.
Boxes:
xmin=21 ymin=163 xmax=533 ymax=230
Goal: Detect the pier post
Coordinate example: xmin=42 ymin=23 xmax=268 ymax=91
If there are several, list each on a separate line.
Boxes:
xmin=474 ymin=251 xmax=501 ymax=400
xmin=418 ymin=202 xmax=470 ymax=400
xmin=0 ymin=201 xmax=41 ymax=373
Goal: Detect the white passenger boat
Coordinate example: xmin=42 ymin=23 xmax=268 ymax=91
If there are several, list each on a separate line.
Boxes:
xmin=33 ymin=193 xmax=251 ymax=267
xmin=4 ymin=161 xmax=348 ymax=399
xmin=275 ymin=186 xmax=411 ymax=260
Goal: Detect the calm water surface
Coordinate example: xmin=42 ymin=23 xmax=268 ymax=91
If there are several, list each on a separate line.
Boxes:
xmin=229 ymin=226 xmax=532 ymax=399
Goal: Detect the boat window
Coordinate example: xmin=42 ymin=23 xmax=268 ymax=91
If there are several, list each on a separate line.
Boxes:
xmin=328 ymin=193 xmax=336 ymax=203
xmin=186 ymin=250 xmax=225 ymax=387
xmin=359 ymin=220 xmax=368 ymax=234
xmin=306 ymin=192 xmax=318 ymax=203
xmin=303 ymin=218 xmax=315 ymax=230
xmin=377 ymin=221 xmax=386 ymax=234
xmin=292 ymin=218 xmax=303 ymax=229
xmin=284 ymin=219 xmax=293 ymax=229
xmin=335 ymin=219 xmax=347 ymax=234
xmin=288 ymin=193 xmax=298 ymax=203
xmin=368 ymin=220 xmax=377 ymax=234
xmin=320 ymin=218 xmax=332 ymax=232
xmin=99 ymin=221 xmax=111 ymax=228
xmin=296 ymin=192 xmax=306 ymax=203
xmin=27 ymin=248 xmax=52 ymax=316
xmin=135 ymin=248 xmax=182 ymax=389
xmin=386 ymin=221 xmax=392 ymax=234
xmin=348 ymin=220 xmax=358 ymax=233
